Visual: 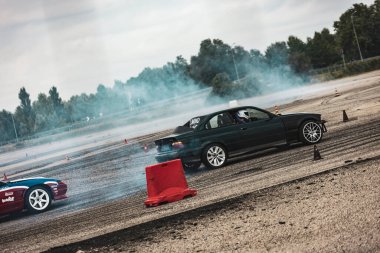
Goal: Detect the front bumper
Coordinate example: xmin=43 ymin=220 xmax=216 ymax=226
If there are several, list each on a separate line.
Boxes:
xmin=320 ymin=120 xmax=328 ymax=132
xmin=50 ymin=182 xmax=68 ymax=201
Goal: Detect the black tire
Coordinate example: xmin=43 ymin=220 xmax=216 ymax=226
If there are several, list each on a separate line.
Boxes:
xmin=202 ymin=143 xmax=228 ymax=169
xmin=25 ymin=186 xmax=52 ymax=213
xmin=299 ymin=120 xmax=323 ymax=144
xmin=182 ymin=161 xmax=202 ymax=170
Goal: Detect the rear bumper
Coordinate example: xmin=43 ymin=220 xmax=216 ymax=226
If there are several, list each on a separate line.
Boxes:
xmin=155 ymin=150 xmax=201 ymax=163
xmin=155 ymin=151 xmax=180 ymax=163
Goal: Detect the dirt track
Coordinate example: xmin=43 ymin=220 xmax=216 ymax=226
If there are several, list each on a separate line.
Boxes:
xmin=47 ymin=157 xmax=380 ymax=253
xmin=0 ymin=71 xmax=379 ymax=252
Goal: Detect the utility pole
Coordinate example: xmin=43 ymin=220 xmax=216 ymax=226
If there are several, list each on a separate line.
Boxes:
xmin=231 ymin=44 xmax=240 ymax=83
xmin=11 ymin=114 xmax=18 ymax=142
xmin=351 ymin=14 xmax=364 ymax=61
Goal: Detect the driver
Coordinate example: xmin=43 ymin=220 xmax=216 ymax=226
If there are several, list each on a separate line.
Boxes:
xmin=235 ymin=110 xmax=250 ymax=124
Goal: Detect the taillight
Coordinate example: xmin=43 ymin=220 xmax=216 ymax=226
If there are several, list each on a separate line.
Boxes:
xmin=172 ymin=141 xmax=184 ymax=149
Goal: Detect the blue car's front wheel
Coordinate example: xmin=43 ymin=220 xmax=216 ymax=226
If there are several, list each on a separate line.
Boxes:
xmin=25 ymin=186 xmax=52 ymax=213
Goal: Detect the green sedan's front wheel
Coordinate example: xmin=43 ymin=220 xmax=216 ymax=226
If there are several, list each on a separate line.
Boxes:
xmin=299 ymin=120 xmax=323 ymax=144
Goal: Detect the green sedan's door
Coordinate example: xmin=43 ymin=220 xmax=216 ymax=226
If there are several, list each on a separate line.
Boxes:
xmin=198 ymin=112 xmax=243 ymax=152
xmin=237 ymin=108 xmax=287 ymax=150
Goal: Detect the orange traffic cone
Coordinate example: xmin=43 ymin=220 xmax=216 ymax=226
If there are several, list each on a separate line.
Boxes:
xmin=335 ymin=88 xmax=340 ymax=97
xmin=144 ymin=159 xmax=197 ymax=207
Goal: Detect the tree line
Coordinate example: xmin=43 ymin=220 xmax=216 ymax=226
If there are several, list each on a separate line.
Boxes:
xmin=1 ymin=1 xmax=379 ymax=143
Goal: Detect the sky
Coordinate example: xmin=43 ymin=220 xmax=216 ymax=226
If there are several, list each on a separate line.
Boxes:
xmin=0 ymin=0 xmax=374 ymax=112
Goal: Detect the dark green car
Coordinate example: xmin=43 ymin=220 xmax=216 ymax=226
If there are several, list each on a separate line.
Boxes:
xmin=154 ymin=106 xmax=327 ymax=169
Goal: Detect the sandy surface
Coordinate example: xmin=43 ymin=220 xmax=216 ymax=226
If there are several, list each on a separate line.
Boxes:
xmin=67 ymin=158 xmax=379 ymax=253
xmin=0 ymin=70 xmax=379 ymax=253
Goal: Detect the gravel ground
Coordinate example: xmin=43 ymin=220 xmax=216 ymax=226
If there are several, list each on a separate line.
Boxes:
xmin=0 ymin=71 xmax=379 ymax=253
xmin=63 ymin=157 xmax=379 ymax=253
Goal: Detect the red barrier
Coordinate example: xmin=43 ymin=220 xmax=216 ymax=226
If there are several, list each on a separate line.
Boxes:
xmin=144 ymin=159 xmax=197 ymax=207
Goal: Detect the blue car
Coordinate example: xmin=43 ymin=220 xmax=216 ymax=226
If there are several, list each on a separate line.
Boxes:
xmin=0 ymin=177 xmax=68 ymax=215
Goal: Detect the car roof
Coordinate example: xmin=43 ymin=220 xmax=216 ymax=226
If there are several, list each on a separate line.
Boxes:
xmin=190 ymin=106 xmax=262 ymax=119
xmin=190 ymin=106 xmax=271 ymax=129
xmin=206 ymin=106 xmax=264 ymax=117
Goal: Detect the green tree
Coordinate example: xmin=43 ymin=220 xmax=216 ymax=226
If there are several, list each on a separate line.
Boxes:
xmin=265 ymin=42 xmax=289 ymax=67
xmin=288 ymin=36 xmax=307 ymax=53
xmin=48 ymin=86 xmax=65 ymax=121
xmin=306 ymin=28 xmax=340 ymax=68
xmin=32 ymin=93 xmax=54 ymax=131
xmin=0 ymin=110 xmax=16 ymax=142
xmin=210 ymin=72 xmax=260 ymax=99
xmin=231 ymin=45 xmax=251 ymax=80
xmin=94 ymin=83 xmax=129 ymax=115
xmin=334 ymin=3 xmax=376 ymax=61
xmin=66 ymin=93 xmax=97 ymax=122
xmin=372 ymin=0 xmax=380 ymax=56
xmin=189 ymin=39 xmax=245 ymax=85
xmin=169 ymin=55 xmax=189 ymax=75
xmin=14 ymin=87 xmax=35 ymax=136
xmin=95 ymin=84 xmax=108 ymax=113
xmin=287 ymin=36 xmax=311 ymax=73
xmin=210 ymin=72 xmax=233 ymax=97
xmin=249 ymin=49 xmax=266 ymax=67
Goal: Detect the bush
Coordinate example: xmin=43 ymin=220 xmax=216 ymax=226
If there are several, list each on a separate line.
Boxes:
xmin=311 ymin=56 xmax=380 ymax=81
xmin=344 ymin=57 xmax=380 ymax=75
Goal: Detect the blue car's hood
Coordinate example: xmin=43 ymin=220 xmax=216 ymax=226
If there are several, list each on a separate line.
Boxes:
xmin=5 ymin=177 xmax=61 ymax=188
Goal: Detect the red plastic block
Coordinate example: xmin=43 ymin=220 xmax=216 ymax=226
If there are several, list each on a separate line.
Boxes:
xmin=144 ymin=159 xmax=197 ymax=207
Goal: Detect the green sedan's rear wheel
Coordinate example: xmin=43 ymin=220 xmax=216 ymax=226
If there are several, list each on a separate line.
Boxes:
xmin=202 ymin=144 xmax=227 ymax=169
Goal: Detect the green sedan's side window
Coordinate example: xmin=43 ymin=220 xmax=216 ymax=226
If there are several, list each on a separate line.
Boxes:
xmin=246 ymin=108 xmax=270 ymax=121
xmin=207 ymin=113 xmax=234 ymax=129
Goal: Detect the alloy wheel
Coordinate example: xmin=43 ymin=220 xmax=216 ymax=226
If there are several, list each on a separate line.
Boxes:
xmin=28 ymin=188 xmax=50 ymax=211
xmin=206 ymin=146 xmax=226 ymax=167
xmin=303 ymin=122 xmax=322 ymax=143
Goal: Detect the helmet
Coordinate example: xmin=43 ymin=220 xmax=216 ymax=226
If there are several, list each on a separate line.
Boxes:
xmin=236 ymin=110 xmax=249 ymax=120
